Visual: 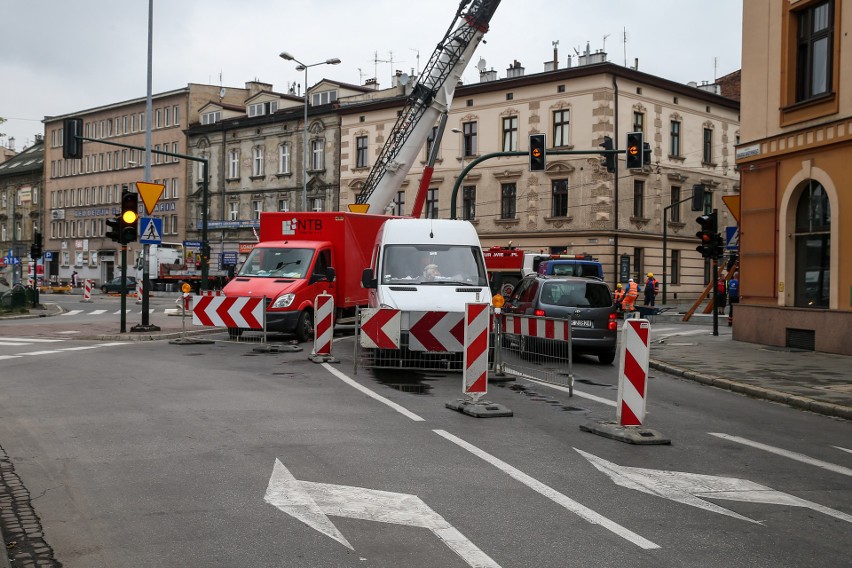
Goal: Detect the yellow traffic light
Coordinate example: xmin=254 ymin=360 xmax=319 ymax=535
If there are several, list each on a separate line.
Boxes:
xmin=122 ymin=209 xmax=138 ymax=224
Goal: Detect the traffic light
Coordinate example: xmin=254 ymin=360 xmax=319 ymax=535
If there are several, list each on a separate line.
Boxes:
xmin=712 ymin=233 xmax=726 ymax=258
xmin=30 ymin=231 xmax=43 ymax=259
xmin=692 ymin=184 xmax=707 ymax=212
xmin=120 ymin=189 xmax=139 ymax=243
xmin=106 ymin=216 xmax=122 ymax=243
xmin=696 ymin=211 xmax=718 ymax=258
xmin=529 ymin=134 xmax=546 ymax=171
xmin=625 ymin=131 xmax=644 ymax=169
xmin=599 ymin=136 xmax=616 ymax=173
xmin=643 ymin=142 xmax=651 ymax=167
xmin=62 ymin=117 xmax=83 ymax=160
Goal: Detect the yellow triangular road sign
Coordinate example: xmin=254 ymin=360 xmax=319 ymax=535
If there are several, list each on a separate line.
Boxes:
xmin=722 ymin=195 xmax=740 ymax=224
xmin=136 ymin=181 xmax=165 ymax=215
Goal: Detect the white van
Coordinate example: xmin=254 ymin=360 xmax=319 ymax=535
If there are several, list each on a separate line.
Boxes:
xmin=361 ymin=219 xmax=491 ymax=311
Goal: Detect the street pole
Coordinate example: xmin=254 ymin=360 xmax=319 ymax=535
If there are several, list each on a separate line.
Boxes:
xmin=133 ymin=0 xmax=158 ymax=332
xmin=120 ymin=244 xmax=128 ymax=333
xmin=712 ymin=257 xmax=719 ymax=337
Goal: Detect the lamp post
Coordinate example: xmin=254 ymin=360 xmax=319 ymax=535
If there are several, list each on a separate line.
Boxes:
xmin=279 ymin=52 xmax=341 ymax=211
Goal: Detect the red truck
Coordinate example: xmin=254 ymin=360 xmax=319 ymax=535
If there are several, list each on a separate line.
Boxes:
xmin=222 ymin=212 xmax=388 ymax=341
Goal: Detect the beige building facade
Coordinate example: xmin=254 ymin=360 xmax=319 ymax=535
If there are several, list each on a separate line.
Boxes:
xmin=42 ymin=83 xmax=248 ymax=285
xmin=339 ymin=62 xmax=740 ymax=298
xmin=736 ymin=0 xmax=851 ymax=354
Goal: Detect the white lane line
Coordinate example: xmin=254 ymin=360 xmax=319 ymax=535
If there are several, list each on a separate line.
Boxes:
xmin=321 ymin=363 xmax=425 ymax=422
xmin=433 ymin=429 xmax=659 ymax=550
xmin=0 ymin=338 xmax=64 ymax=343
xmin=709 ymin=433 xmax=852 ymax=477
xmin=16 ymin=343 xmax=128 ymax=358
xmin=833 ymin=446 xmax=852 ymax=455
xmin=521 ymin=378 xmax=617 ymax=408
xmin=62 ymin=310 xmax=83 ymax=316
xmin=0 ymin=342 xmax=32 ymax=346
xmin=0 ymin=355 xmax=22 ymax=360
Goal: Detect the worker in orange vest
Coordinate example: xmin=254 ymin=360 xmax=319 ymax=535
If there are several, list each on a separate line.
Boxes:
xmin=613 ymin=283 xmax=625 ymax=311
xmin=622 ymin=278 xmax=640 ymax=312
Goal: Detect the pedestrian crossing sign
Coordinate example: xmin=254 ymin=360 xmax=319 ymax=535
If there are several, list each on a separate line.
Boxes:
xmin=139 ymin=217 xmax=163 ymax=244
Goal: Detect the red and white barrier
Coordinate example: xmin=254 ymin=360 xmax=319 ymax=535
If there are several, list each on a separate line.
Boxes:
xmin=81 ymin=279 xmax=93 ymax=303
xmin=312 ymin=293 xmax=334 ymax=358
xmin=408 ymin=311 xmax=465 ymax=352
xmin=616 ymin=318 xmax=651 ymax=426
xmin=502 ymin=314 xmax=570 ymax=340
xmin=192 ymin=295 xmax=264 ymax=329
xmin=136 ymin=281 xmax=143 ymax=304
xmin=359 ymin=308 xmax=401 ymax=349
xmin=463 ymin=303 xmax=490 ymax=400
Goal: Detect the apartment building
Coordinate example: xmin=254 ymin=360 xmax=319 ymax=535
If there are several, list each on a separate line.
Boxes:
xmin=338 ymin=60 xmax=740 ymax=298
xmin=42 ymin=83 xmax=249 ymax=285
xmin=736 ymin=0 xmax=851 ymax=354
xmin=0 ymin=136 xmax=44 ymax=286
xmin=184 ymin=80 xmax=371 ymax=262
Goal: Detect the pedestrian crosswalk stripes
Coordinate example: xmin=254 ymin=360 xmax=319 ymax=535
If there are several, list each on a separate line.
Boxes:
xmin=61 ymin=309 xmax=158 ymax=316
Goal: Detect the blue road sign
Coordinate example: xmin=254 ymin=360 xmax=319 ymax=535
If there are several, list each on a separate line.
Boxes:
xmin=44 ymin=252 xmax=53 ymax=261
xmin=139 ymin=217 xmax=163 ymax=245
xmin=726 ymin=226 xmax=739 ymax=251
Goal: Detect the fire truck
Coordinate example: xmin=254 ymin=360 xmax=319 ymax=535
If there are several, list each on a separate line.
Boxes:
xmin=483 ymin=246 xmax=602 ymax=296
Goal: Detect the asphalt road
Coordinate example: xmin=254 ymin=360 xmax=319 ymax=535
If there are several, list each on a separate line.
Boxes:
xmin=0 ymin=319 xmax=850 ymax=567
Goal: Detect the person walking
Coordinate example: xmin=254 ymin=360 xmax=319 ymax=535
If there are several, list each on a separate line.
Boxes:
xmin=716 ymin=272 xmax=728 ymax=315
xmin=643 ymin=272 xmax=659 ymax=307
xmin=71 ymin=270 xmax=79 ymax=288
xmin=727 ymin=272 xmax=739 ymax=326
xmin=613 ymin=283 xmax=625 ymax=311
xmin=623 ymin=278 xmax=639 ymax=312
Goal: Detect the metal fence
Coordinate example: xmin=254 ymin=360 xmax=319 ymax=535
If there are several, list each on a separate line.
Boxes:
xmin=354 ymin=307 xmax=573 ymax=395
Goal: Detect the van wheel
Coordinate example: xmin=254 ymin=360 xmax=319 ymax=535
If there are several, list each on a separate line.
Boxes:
xmin=228 ymin=327 xmax=243 ymax=338
xmin=598 ymin=349 xmax=616 ymax=365
xmin=295 ymin=310 xmax=313 ymax=343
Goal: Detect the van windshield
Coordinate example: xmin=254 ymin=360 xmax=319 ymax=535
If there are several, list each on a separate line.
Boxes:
xmin=238 ymin=248 xmax=314 ymax=278
xmin=382 ymin=245 xmax=487 ymax=286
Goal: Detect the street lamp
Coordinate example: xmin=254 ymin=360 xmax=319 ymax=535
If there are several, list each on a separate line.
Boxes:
xmin=279 ymin=52 xmax=341 ymax=211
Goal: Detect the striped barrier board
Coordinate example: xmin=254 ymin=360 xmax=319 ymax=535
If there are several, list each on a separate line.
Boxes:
xmin=502 ymin=314 xmax=571 ymax=340
xmin=312 ymin=293 xmax=334 ymax=357
xmin=616 ymin=318 xmax=651 ymax=426
xmin=463 ymin=303 xmax=490 ymax=399
xmin=192 ymin=295 xmax=264 ymax=329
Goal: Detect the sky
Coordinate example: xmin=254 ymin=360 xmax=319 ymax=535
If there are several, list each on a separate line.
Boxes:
xmin=0 ymin=0 xmax=742 ymax=151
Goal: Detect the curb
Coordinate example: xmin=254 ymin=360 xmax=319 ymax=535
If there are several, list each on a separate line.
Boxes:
xmin=650 ymin=359 xmax=852 ymax=421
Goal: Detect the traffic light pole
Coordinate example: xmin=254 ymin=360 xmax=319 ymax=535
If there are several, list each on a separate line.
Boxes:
xmin=712 ymin=257 xmax=719 ymax=337
xmin=120 ymin=244 xmax=128 ymax=333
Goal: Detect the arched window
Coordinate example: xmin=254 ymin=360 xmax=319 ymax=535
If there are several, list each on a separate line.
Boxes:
xmin=794 ymin=181 xmax=830 ymax=308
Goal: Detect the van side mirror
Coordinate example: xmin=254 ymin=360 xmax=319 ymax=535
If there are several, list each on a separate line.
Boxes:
xmin=361 ymin=268 xmax=377 ymax=289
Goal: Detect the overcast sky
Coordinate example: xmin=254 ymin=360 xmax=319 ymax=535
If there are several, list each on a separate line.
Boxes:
xmin=0 ymin=0 xmax=742 ymax=151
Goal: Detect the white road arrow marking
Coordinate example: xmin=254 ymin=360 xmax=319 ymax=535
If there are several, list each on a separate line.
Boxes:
xmin=576 ymin=449 xmax=852 ymax=524
xmin=264 ymin=458 xmax=500 ymax=568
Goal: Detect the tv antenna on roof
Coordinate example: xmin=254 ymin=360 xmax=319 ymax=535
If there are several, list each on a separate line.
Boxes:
xmin=476 ymin=57 xmax=487 ymax=71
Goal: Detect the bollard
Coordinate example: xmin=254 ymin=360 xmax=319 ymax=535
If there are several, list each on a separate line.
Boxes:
xmin=309 ymin=293 xmax=338 ymax=363
xmin=81 ymin=279 xmax=93 ymax=303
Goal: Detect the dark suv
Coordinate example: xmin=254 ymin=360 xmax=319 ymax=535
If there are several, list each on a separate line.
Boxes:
xmin=503 ymin=275 xmax=618 ymax=364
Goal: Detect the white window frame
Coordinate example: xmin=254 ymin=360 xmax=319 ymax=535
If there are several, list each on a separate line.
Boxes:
xmin=228 ymin=149 xmax=239 ymax=179
xmin=252 ymin=146 xmax=265 ymax=177
xmin=278 ymin=143 xmax=291 ymax=173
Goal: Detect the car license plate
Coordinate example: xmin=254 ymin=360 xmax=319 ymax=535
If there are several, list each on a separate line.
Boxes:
xmin=571 ymin=319 xmax=593 ymax=327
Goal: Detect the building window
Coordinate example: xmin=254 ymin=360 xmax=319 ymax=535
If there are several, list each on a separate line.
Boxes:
xmin=502 ymin=116 xmax=518 ymax=152
xmin=228 ymin=202 xmax=239 ymax=221
xmin=425 ymin=126 xmax=439 ymax=160
xmin=462 ymin=122 xmax=477 ymax=156
xmin=164 ymin=106 xmax=171 ymax=127
xmin=633 ymin=111 xmax=644 ymax=133
xmin=794 ymin=180 xmax=830 ymax=308
xmin=252 ymin=146 xmax=264 ymax=176
xmin=633 ymin=180 xmax=645 ymax=218
xmin=155 ymin=108 xmax=162 ymax=128
xmin=551 ymin=179 xmax=568 ymax=217
xmin=462 ymin=186 xmax=476 ymax=221
xmin=670 ymin=250 xmax=680 ymax=285
xmin=702 ymin=128 xmax=713 ymax=164
xmin=670 ymin=185 xmax=681 ymax=222
xmin=252 ymin=200 xmax=263 ymax=220
xmin=201 ymin=111 xmax=220 ymax=125
xmin=393 ymin=191 xmax=405 ymax=216
xmin=425 ymin=188 xmax=439 ymax=219
xmin=796 ymin=1 xmax=833 ymax=102
xmin=355 ymin=135 xmax=368 ymax=168
xmin=670 ymin=120 xmax=681 ymax=157
xmin=278 ymin=143 xmax=291 ymax=173
xmin=312 ymin=198 xmax=324 ymax=212
xmin=228 ymin=149 xmax=239 ymax=179
xmin=552 ymin=109 xmax=570 ymax=147
xmin=633 ymin=248 xmax=643 ymax=281
xmin=311 ymin=90 xmax=337 ymax=106
xmin=172 ymin=178 xmax=179 ymax=199
xmin=501 ymin=183 xmax=516 ymax=219
xmin=173 ymin=105 xmax=180 ymax=126
xmin=278 ymin=199 xmax=289 ymax=212
xmin=311 ymin=139 xmax=324 ymax=170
